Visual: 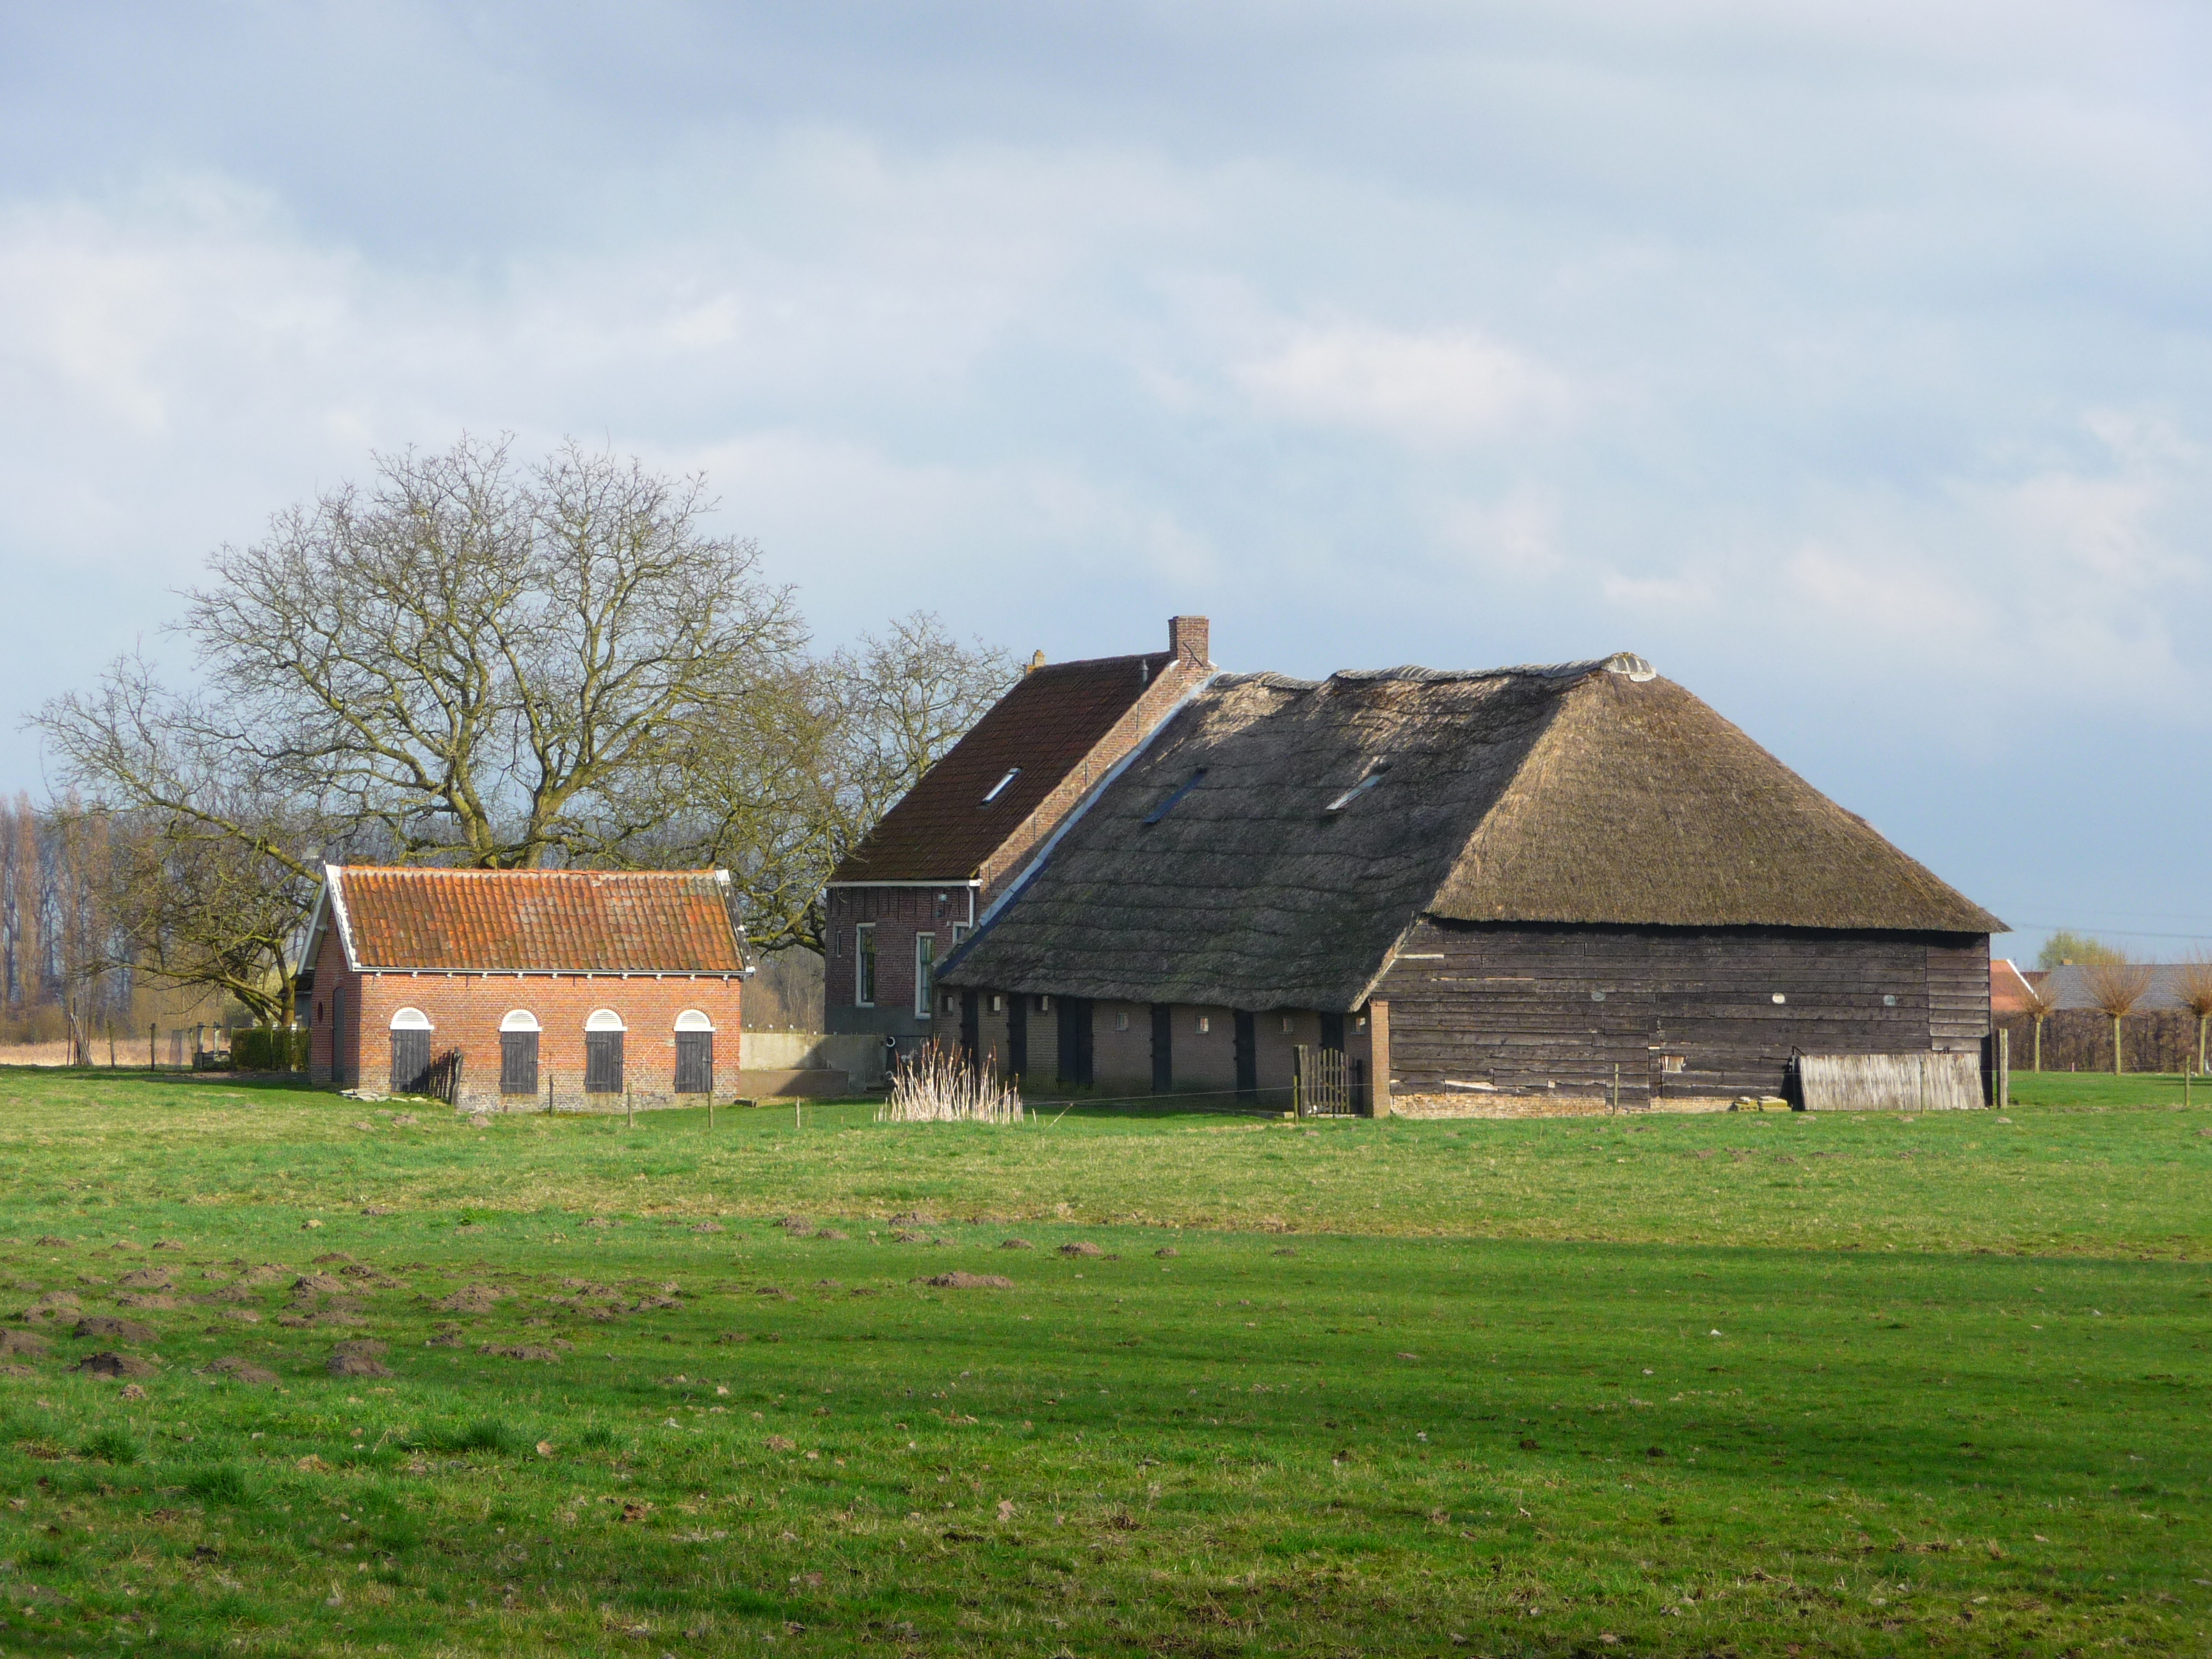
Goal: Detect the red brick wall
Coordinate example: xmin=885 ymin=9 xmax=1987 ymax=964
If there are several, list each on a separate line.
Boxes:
xmin=822 ymin=886 xmax=973 ymax=1034
xmin=310 ymin=943 xmax=743 ymax=1110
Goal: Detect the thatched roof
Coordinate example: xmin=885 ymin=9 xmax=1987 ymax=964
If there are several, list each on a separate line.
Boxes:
xmin=940 ymin=654 xmax=2001 ymax=1011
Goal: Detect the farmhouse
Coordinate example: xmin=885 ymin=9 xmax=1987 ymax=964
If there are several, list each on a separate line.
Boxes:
xmin=938 ymin=652 xmax=2004 ymax=1115
xmin=823 ymin=616 xmax=1212 ymax=1047
xmin=302 ymin=865 xmax=749 ymax=1110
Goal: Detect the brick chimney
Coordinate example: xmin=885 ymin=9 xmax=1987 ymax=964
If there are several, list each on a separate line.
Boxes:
xmin=1169 ymin=615 xmax=1210 ymax=666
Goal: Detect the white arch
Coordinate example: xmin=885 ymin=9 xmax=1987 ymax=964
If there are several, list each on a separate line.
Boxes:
xmin=500 ymin=1009 xmax=540 ymax=1032
xmin=674 ymin=1009 xmax=716 ymax=1032
xmin=390 ymin=1007 xmax=432 ymax=1030
xmin=585 ymin=1008 xmax=627 ymax=1032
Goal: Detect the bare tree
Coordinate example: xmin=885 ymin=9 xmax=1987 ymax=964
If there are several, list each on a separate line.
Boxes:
xmin=178 ymin=435 xmax=805 ymax=869
xmin=2169 ymin=954 xmax=2212 ymax=1078
xmin=2016 ymin=971 xmax=2058 ymax=1073
xmin=2077 ymin=957 xmax=2154 ymax=1075
xmin=642 ymin=614 xmax=1016 ymax=952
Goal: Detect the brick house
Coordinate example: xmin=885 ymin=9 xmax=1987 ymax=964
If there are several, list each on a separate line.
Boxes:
xmin=301 ymin=866 xmax=749 ymax=1110
xmin=822 ymin=616 xmax=1213 ymax=1048
xmin=941 ymin=651 xmax=2003 ymax=1116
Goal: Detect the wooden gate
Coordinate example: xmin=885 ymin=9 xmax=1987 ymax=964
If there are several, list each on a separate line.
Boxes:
xmin=421 ymin=1049 xmax=464 ymax=1107
xmin=1292 ymin=1045 xmax=1355 ymax=1116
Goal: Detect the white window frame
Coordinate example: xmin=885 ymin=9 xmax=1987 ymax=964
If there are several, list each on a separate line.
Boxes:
xmin=855 ymin=924 xmax=876 ymax=1007
xmin=914 ymin=932 xmax=936 ymax=1020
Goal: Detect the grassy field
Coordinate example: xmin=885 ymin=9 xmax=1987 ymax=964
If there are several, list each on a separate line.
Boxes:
xmin=0 ymin=1068 xmax=2205 ymax=1656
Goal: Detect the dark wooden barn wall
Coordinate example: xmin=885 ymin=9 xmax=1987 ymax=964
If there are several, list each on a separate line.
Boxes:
xmin=1380 ymin=922 xmax=1990 ymax=1105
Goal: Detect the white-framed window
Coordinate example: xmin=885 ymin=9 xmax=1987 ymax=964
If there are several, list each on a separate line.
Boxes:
xmin=1281 ymin=1014 xmax=1294 ymax=1034
xmin=1195 ymin=1014 xmax=1210 ymax=1034
xmin=1115 ymin=1011 xmax=1129 ymax=1032
xmin=990 ymin=993 xmax=1004 ymax=1013
xmin=390 ymin=1007 xmax=432 ymax=1030
xmin=951 ymin=922 xmax=969 ymax=947
xmin=855 ymin=924 xmax=876 ymax=1006
xmin=499 ymin=1009 xmax=540 ymax=1032
xmin=915 ymin=933 xmax=936 ymax=1019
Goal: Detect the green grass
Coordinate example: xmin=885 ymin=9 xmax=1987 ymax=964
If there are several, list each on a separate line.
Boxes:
xmin=0 ymin=1067 xmax=2206 ymax=1656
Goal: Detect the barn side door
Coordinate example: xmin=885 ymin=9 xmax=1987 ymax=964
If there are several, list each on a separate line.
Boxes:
xmin=390 ymin=1029 xmax=431 ymax=1094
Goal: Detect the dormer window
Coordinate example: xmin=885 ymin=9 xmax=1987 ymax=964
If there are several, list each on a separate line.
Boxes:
xmin=1326 ymin=760 xmax=1391 ymax=813
xmin=981 ymin=767 xmax=1021 ymax=805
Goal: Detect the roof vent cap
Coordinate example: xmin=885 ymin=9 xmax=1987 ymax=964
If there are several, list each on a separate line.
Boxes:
xmin=1605 ymin=652 xmax=1656 ymax=682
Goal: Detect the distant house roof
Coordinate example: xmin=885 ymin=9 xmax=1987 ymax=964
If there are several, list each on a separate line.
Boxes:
xmin=2038 ymin=962 xmax=2212 ymax=1014
xmin=312 ymin=866 xmax=747 ymax=974
xmin=943 ymin=654 xmax=2003 ymax=1011
xmin=830 ymin=651 xmax=1187 ymax=884
xmin=1991 ymin=958 xmax=2039 ymax=1014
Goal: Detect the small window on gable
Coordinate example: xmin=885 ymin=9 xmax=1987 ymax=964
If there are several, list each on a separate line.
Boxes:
xmin=1115 ymin=1011 xmax=1130 ymax=1032
xmin=1144 ymin=769 xmax=1208 ymax=826
xmin=1326 ymin=760 xmax=1391 ymax=813
xmin=981 ymin=767 xmax=1021 ymax=805
xmin=1038 ymin=994 xmax=1053 ymax=1012
xmin=1195 ymin=1014 xmax=1210 ymax=1034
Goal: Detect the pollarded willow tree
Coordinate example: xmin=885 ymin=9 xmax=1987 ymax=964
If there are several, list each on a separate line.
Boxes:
xmin=2077 ymin=957 xmax=2154 ymax=1076
xmin=2168 ymin=955 xmax=2212 ymax=1078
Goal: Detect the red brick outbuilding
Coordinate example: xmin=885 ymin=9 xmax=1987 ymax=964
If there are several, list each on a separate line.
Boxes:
xmin=301 ymin=866 xmax=749 ymax=1110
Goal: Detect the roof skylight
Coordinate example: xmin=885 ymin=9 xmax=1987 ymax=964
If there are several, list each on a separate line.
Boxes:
xmin=980 ymin=767 xmax=1021 ymax=805
xmin=1326 ymin=760 xmax=1391 ymax=813
xmin=1143 ymin=769 xmax=1208 ymax=825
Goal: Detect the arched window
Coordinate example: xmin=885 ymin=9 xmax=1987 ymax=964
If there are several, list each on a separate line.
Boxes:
xmin=674 ymin=1010 xmax=715 ymax=1095
xmin=499 ymin=1010 xmax=540 ymax=1095
xmin=389 ymin=1007 xmax=433 ymax=1093
xmin=584 ymin=1008 xmax=625 ymax=1093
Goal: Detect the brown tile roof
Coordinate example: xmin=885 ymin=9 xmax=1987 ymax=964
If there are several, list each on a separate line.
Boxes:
xmin=327 ymin=866 xmax=746 ymax=972
xmin=831 ymin=652 xmax=1182 ymax=883
xmin=1991 ymin=958 xmax=2037 ymax=1014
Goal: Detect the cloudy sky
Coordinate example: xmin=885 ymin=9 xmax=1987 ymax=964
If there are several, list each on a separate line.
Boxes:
xmin=4 ymin=1 xmax=2208 ymax=958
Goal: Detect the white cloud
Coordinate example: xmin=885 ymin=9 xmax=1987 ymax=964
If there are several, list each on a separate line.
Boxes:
xmin=1233 ymin=320 xmax=1575 ymax=448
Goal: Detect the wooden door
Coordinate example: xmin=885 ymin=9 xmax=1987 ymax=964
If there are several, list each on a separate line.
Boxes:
xmin=390 ymin=1029 xmax=431 ymax=1094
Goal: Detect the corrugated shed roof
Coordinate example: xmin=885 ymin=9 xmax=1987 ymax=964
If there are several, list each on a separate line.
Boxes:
xmin=830 ymin=652 xmax=1183 ymax=883
xmin=328 ymin=867 xmax=746 ymax=972
xmin=942 ymin=658 xmax=2002 ymax=1011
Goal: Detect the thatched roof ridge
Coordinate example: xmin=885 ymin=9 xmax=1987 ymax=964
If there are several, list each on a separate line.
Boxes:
xmin=942 ymin=655 xmax=2000 ymax=1011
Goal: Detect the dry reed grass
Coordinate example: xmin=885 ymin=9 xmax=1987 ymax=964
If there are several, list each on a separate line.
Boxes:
xmin=876 ymin=1043 xmax=1025 ymax=1125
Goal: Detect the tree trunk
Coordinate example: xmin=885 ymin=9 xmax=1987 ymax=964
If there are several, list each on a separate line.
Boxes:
xmin=2198 ymin=1013 xmax=2206 ymax=1078
xmin=2112 ymin=1014 xmax=2124 ymax=1075
xmin=2032 ymin=1018 xmax=2043 ymax=1073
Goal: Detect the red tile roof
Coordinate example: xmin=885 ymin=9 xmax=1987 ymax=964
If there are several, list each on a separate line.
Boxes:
xmin=831 ymin=652 xmax=1182 ymax=883
xmin=326 ymin=867 xmax=746 ymax=972
xmin=1991 ymin=958 xmax=2037 ymax=1014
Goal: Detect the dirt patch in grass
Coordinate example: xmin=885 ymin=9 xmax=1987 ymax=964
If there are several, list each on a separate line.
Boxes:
xmin=202 ymin=1356 xmax=279 ymax=1385
xmin=434 ymin=1284 xmax=506 ymax=1314
xmin=74 ymin=1350 xmax=156 ymax=1377
xmin=922 ymin=1272 xmax=1016 ymax=1290
xmin=74 ymin=1315 xmax=157 ymax=1343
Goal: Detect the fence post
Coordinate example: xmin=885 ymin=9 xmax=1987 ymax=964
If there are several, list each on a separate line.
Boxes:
xmin=1997 ymin=1029 xmax=2010 ymax=1109
xmin=626 ymin=1088 xmax=633 ymax=1129
xmin=148 ymin=1023 xmax=156 ymax=1070
xmin=547 ymin=1075 xmax=554 ymax=1117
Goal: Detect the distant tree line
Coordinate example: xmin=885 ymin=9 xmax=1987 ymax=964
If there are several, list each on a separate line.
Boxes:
xmin=28 ymin=437 xmax=1017 ymax=1030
